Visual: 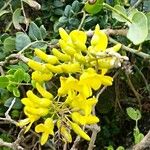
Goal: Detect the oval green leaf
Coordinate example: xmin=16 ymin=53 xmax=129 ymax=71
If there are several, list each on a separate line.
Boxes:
xmin=127 ymin=12 xmax=148 ymax=45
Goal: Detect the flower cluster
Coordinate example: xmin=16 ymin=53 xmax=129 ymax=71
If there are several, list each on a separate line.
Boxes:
xmin=18 ymin=25 xmax=123 ymax=145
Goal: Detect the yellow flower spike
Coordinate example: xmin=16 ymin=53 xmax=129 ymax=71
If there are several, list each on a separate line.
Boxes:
xmin=52 ymin=48 xmax=71 ymax=62
xmin=90 ymin=24 xmax=108 ymax=52
xmin=59 ymin=39 xmax=76 ymax=56
xmin=36 ymin=82 xmax=53 ymax=99
xmin=70 ymin=122 xmax=90 ymax=141
xmin=26 ymin=90 xmax=52 ymax=107
xmin=35 ymin=118 xmax=54 ymax=145
xmin=24 ymin=106 xmax=49 ymax=117
xmin=59 ymin=28 xmax=70 ymax=42
xmin=61 ymin=63 xmax=81 ymax=73
xmin=34 ymin=48 xmax=59 ymax=64
xmin=46 ymin=64 xmax=63 ymax=73
xmin=70 ymin=30 xmax=87 ymax=52
xmin=71 ymin=112 xmax=86 ymax=125
xmin=32 ymin=71 xmax=53 ymax=82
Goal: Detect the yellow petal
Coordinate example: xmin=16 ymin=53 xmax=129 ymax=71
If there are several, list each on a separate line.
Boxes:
xmin=18 ymin=118 xmax=30 ymax=127
xmin=61 ymin=126 xmax=72 ymax=143
xmin=35 ymin=124 xmax=45 ymax=133
xmin=52 ymin=48 xmax=71 ymax=62
xmin=70 ymin=122 xmax=90 ymax=141
xmin=59 ymin=28 xmax=70 ymax=41
xmin=46 ymin=64 xmax=63 ymax=73
xmin=36 ymin=82 xmax=53 ymax=99
xmin=71 ymin=112 xmax=86 ymax=125
xmin=41 ymin=133 xmax=49 ymax=145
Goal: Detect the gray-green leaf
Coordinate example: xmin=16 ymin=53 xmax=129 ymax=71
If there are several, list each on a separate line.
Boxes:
xmin=127 ymin=12 xmax=148 ymax=45
xmin=126 ymin=107 xmax=141 ymax=121
xmin=16 ymin=32 xmax=31 ymax=51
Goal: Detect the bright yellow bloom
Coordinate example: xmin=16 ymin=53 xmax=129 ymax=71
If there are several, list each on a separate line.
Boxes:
xmin=88 ymin=24 xmax=108 ymax=53
xmin=32 ymin=71 xmax=53 ymax=82
xmin=70 ymin=121 xmax=90 ymax=141
xmin=61 ymin=63 xmax=81 ymax=73
xmin=52 ymin=48 xmax=71 ymax=62
xmin=18 ymin=114 xmax=39 ymax=133
xmin=24 ymin=106 xmax=49 ymax=117
xmin=34 ymin=48 xmax=59 ymax=64
xmin=28 ymin=60 xmax=49 ymax=72
xmin=70 ymin=30 xmax=87 ymax=52
xmin=36 ymin=82 xmax=53 ymax=99
xmin=46 ymin=64 xmax=63 ymax=73
xmin=26 ymin=90 xmax=52 ymax=107
xmin=71 ymin=112 xmax=99 ymax=125
xmin=35 ymin=118 xmax=54 ymax=145
xmin=58 ymin=76 xmax=79 ymax=96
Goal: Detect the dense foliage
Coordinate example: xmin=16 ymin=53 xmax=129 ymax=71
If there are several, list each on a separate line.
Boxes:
xmin=0 ymin=0 xmax=150 ymax=150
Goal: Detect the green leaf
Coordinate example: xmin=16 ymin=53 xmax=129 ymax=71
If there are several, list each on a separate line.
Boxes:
xmin=3 ymin=37 xmax=16 ymax=52
xmin=40 ymin=25 xmax=47 ymax=39
xmin=116 ymin=146 xmax=125 ymax=150
xmin=12 ymin=8 xmax=22 ymax=30
xmin=4 ymin=97 xmax=23 ymax=109
xmin=72 ymin=1 xmax=80 ymax=12
xmin=16 ymin=32 xmax=31 ymax=50
xmin=14 ymin=69 xmax=25 ymax=83
xmin=134 ymin=128 xmax=144 ymax=144
xmin=106 ymin=146 xmax=114 ymax=150
xmin=13 ymin=87 xmax=20 ymax=97
xmin=53 ymin=0 xmax=64 ymax=7
xmin=64 ymin=5 xmax=73 ymax=17
xmin=24 ymin=73 xmax=30 ymax=82
xmin=29 ymin=22 xmax=42 ymax=40
xmin=127 ymin=12 xmax=148 ymax=45
xmin=0 ymin=77 xmax=9 ymax=88
xmin=112 ymin=5 xmax=127 ymax=22
xmin=126 ymin=107 xmax=141 ymax=121
xmin=0 ymin=10 xmax=10 ymax=18
xmin=146 ymin=12 xmax=150 ymax=40
xmin=7 ymin=84 xmax=16 ymax=92
xmin=84 ymin=0 xmax=104 ymax=15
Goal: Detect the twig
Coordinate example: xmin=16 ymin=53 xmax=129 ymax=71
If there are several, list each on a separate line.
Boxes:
xmin=78 ymin=10 xmax=88 ymax=30
xmin=0 ymin=98 xmax=18 ymax=126
xmin=109 ymin=37 xmax=150 ymax=60
xmin=0 ymin=129 xmax=25 ymax=150
xmin=70 ymin=136 xmax=81 ymax=150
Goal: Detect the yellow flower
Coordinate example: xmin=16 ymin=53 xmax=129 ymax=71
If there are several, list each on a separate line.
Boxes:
xmin=34 ymin=48 xmax=59 ymax=64
xmin=52 ymin=48 xmax=71 ymax=62
xmin=70 ymin=121 xmax=90 ymax=141
xmin=18 ymin=114 xmax=39 ymax=133
xmin=71 ymin=112 xmax=99 ymax=125
xmin=46 ymin=64 xmax=63 ymax=73
xmin=61 ymin=63 xmax=81 ymax=73
xmin=70 ymin=30 xmax=87 ymax=52
xmin=24 ymin=106 xmax=49 ymax=117
xmin=89 ymin=24 xmax=108 ymax=53
xmin=26 ymin=90 xmax=52 ymax=107
xmin=32 ymin=71 xmax=53 ymax=82
xmin=35 ymin=118 xmax=54 ymax=145
xmin=58 ymin=76 xmax=79 ymax=96
xmin=36 ymin=82 xmax=53 ymax=99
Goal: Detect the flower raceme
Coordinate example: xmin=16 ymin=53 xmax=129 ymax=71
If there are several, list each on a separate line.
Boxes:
xmin=18 ymin=25 xmax=125 ymax=145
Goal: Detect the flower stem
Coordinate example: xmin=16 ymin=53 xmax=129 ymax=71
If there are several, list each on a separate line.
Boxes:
xmin=103 ymin=3 xmax=132 ymax=23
